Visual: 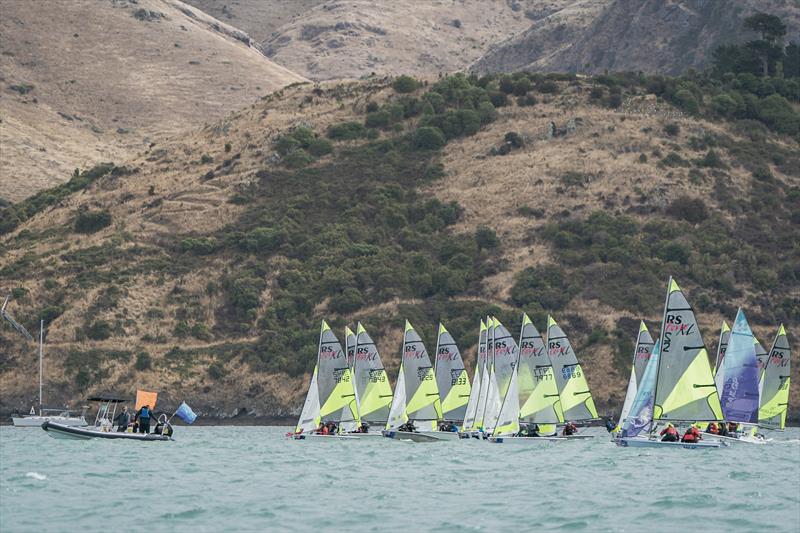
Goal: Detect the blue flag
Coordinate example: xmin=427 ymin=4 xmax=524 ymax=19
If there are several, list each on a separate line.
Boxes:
xmin=175 ymin=402 xmax=197 ymax=424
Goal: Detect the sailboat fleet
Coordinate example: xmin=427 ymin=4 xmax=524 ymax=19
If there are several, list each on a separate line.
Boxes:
xmin=293 ymin=277 xmax=792 ymax=449
xmin=292 ymin=313 xmax=601 ymax=443
xmin=615 ymin=278 xmax=792 ymax=448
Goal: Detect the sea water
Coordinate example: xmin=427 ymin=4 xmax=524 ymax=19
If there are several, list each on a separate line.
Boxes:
xmin=1 ymin=426 xmax=798 ymax=532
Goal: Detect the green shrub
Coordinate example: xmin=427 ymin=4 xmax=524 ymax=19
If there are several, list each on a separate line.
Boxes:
xmin=674 ymin=89 xmax=700 ymax=114
xmin=180 ymin=237 xmax=217 ymax=255
xmin=412 ymin=127 xmax=446 ymax=150
xmin=74 ymin=210 xmax=112 ymax=234
xmin=663 ymin=123 xmax=680 ymax=136
xmin=85 ymin=320 xmax=112 ymax=340
xmin=283 ymin=149 xmax=314 ymax=168
xmin=327 ymin=122 xmax=367 ymax=140
xmin=537 ymin=80 xmax=559 ymax=94
xmin=665 ymin=196 xmax=708 ymax=224
xmin=308 ymin=138 xmax=333 ymax=157
xmin=135 ymin=351 xmax=151 ymax=371
xmin=513 ymin=77 xmax=532 ymax=96
xmin=475 ymin=226 xmax=500 ymax=250
xmin=200 ymin=154 xmax=213 ymax=164
xmin=510 ymin=264 xmax=573 ymax=311
xmin=365 ymin=110 xmax=391 ymax=129
xmin=392 ymin=75 xmax=420 ymax=93
xmin=330 ymin=287 xmax=364 ymax=313
xmin=489 ymin=91 xmax=508 ymax=107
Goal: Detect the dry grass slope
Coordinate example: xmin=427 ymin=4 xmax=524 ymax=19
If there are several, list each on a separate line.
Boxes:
xmin=0 ymin=0 xmax=305 ymax=202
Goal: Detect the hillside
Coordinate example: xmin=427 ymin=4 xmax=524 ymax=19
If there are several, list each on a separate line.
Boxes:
xmin=0 ymin=0 xmax=304 ymax=203
xmin=184 ymin=0 xmax=325 ymax=42
xmin=1 ymin=70 xmax=798 ymax=421
xmin=472 ymin=0 xmax=800 ymax=75
xmin=258 ymin=0 xmax=541 ymax=80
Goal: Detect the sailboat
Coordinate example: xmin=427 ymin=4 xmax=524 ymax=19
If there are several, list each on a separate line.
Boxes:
xmin=488 ymin=314 xmax=567 ymax=443
xmin=616 ymin=278 xmax=723 ymax=448
xmin=715 ymin=308 xmax=767 ymax=444
xmin=9 ymin=318 xmax=87 ymax=427
xmin=465 ymin=316 xmax=496 ymax=437
xmin=383 ymin=320 xmax=444 ymax=442
xmin=460 ymin=319 xmax=487 ymax=436
xmin=615 ymin=321 xmax=654 ymax=432
xmin=758 ymin=324 xmax=791 ymax=430
xmin=290 ymin=320 xmax=361 ymax=439
xmin=432 ymin=323 xmax=470 ymax=438
xmin=350 ymin=322 xmax=393 ymax=436
xmin=480 ymin=317 xmax=519 ymax=437
xmin=546 ymin=315 xmax=598 ymax=436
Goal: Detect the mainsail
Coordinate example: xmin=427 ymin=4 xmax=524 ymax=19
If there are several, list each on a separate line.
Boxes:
xmin=713 ymin=320 xmax=732 ymax=392
xmin=713 ymin=321 xmax=731 ymax=376
xmin=345 ymin=326 xmax=357 ymax=368
xmin=317 ymin=320 xmax=360 ymax=432
xmin=719 ymin=308 xmax=760 ymax=424
xmin=475 ymin=317 xmax=494 ymax=429
xmin=759 ymin=325 xmax=791 ymax=429
xmin=385 ymin=321 xmax=442 ymax=430
xmin=620 ymin=340 xmax=661 ymax=438
xmin=653 ymin=278 xmax=722 ymax=422
xmin=461 ymin=320 xmax=487 ymax=430
xmin=353 ymin=323 xmax=393 ymax=424
xmin=547 ymin=315 xmax=598 ymax=421
xmin=493 ymin=358 xmax=520 ymax=437
xmin=482 ymin=317 xmax=519 ymax=432
xmin=295 ymin=366 xmax=320 ymax=433
xmin=517 ymin=313 xmax=562 ymax=425
xmin=619 ymin=322 xmax=654 ymax=426
xmin=434 ymin=323 xmax=471 ymax=422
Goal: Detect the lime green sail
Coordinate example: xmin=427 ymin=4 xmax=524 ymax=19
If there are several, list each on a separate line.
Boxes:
xmin=385 ymin=320 xmax=442 ymax=430
xmin=352 ymin=323 xmax=393 ymax=423
xmin=547 ymin=315 xmax=598 ymax=421
xmin=653 ymin=278 xmax=723 ymax=422
xmin=434 ymin=323 xmax=471 ymax=422
xmin=759 ymin=324 xmax=791 ymax=429
xmin=316 ymin=320 xmax=360 ymax=431
xmin=518 ymin=313 xmax=563 ymax=425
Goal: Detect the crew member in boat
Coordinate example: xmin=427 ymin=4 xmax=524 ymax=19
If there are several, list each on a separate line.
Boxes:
xmin=153 ymin=415 xmax=173 ymax=437
xmin=705 ymin=422 xmax=720 ymax=435
xmin=681 ymin=424 xmax=703 ymax=443
xmin=398 ymin=421 xmax=416 ymax=432
xmin=660 ymin=423 xmax=679 ymax=442
xmin=114 ymin=406 xmax=130 ymax=432
xmin=726 ymin=421 xmax=739 ymax=435
xmin=135 ymin=404 xmax=153 ymax=434
xmin=561 ymin=421 xmax=578 ymax=436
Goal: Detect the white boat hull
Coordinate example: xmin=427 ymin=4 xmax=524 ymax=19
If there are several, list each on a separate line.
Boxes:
xmin=12 ymin=415 xmax=87 ymax=427
xmin=418 ymin=431 xmax=460 ymax=440
xmin=289 ymin=433 xmax=361 ymax=440
xmin=616 ymin=436 xmax=721 ymax=449
xmin=488 ymin=436 xmax=567 ymax=444
xmin=42 ymin=421 xmax=172 ymax=441
xmin=381 ymin=430 xmax=445 ymax=442
xmin=712 ymin=434 xmax=770 ymax=445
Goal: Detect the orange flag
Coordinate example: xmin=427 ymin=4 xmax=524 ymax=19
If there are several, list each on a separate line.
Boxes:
xmin=135 ymin=390 xmax=158 ymax=410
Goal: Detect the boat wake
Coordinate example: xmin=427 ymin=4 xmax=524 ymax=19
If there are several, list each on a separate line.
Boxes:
xmin=25 ymin=472 xmax=47 ymax=481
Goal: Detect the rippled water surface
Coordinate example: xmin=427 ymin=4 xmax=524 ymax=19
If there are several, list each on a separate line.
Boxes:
xmin=1 ymin=426 xmax=799 ymax=532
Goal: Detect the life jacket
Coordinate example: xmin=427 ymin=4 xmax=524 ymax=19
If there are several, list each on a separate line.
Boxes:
xmin=140 ymin=407 xmax=150 ymax=419
xmin=682 ymin=430 xmax=697 ymax=442
xmin=321 ymin=425 xmax=329 ymax=435
xmin=708 ymin=423 xmax=718 ymax=434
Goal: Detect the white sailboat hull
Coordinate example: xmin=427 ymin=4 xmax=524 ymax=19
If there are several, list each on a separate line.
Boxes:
xmin=290 ymin=433 xmax=361 ymax=440
xmin=712 ymin=434 xmax=770 ymax=445
xmin=381 ymin=430 xmax=445 ymax=442
xmin=417 ymin=430 xmax=460 ymax=440
xmin=12 ymin=415 xmax=87 ymax=427
xmin=488 ymin=435 xmax=567 ymax=444
xmin=616 ymin=436 xmax=722 ymax=449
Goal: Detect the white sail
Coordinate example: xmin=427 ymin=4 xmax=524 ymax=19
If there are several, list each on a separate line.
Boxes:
xmin=295 ymin=366 xmax=320 ymax=433
xmin=461 ymin=320 xmax=487 ymax=430
xmin=492 ymin=361 xmax=520 ymax=437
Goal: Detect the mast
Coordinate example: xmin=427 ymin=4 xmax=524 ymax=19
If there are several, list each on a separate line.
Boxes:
xmin=39 ymin=320 xmax=44 ymax=413
xmin=651 ymin=277 xmax=672 ymax=432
